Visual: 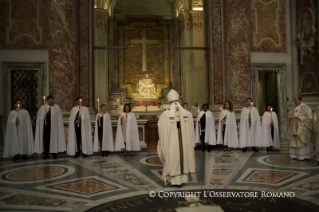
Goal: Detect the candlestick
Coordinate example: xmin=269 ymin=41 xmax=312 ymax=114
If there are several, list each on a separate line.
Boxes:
xmin=97 ymin=99 xmax=100 ymax=127
xmin=43 ymin=95 xmax=47 ymax=125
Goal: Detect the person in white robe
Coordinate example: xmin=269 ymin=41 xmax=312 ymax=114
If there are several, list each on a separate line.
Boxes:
xmin=313 ymin=106 xmax=319 ymax=164
xmin=114 ymin=103 xmax=140 ymax=156
xmin=183 ymin=103 xmax=195 ymax=147
xmin=3 ymin=100 xmax=33 ymax=161
xmin=67 ymin=97 xmax=92 ymax=158
xmin=239 ymin=98 xmax=262 ymax=152
xmin=157 ymin=89 xmax=196 ymax=187
xmin=261 ymin=104 xmax=280 ymax=152
xmin=217 ymin=100 xmax=238 ymax=151
xmin=94 ymin=104 xmax=114 ymax=157
xmin=288 ymin=95 xmax=313 ymax=160
xmin=195 ymin=104 xmax=216 ymax=152
xmin=34 ymin=95 xmax=66 ymax=159
xmin=191 ymin=102 xmax=199 ymax=117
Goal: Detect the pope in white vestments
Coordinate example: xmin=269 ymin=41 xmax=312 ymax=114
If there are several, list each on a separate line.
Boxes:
xmin=195 ymin=104 xmax=216 ymax=152
xmin=313 ymin=106 xmax=319 ymax=164
xmin=34 ymin=95 xmax=66 ymax=159
xmin=67 ymin=97 xmax=92 ymax=158
xmin=157 ymin=90 xmax=196 ymax=187
xmin=3 ymin=100 xmax=34 ymax=160
xmin=261 ymin=104 xmax=280 ymax=151
xmin=288 ymin=95 xmax=313 ymax=160
xmin=239 ymin=98 xmax=262 ymax=152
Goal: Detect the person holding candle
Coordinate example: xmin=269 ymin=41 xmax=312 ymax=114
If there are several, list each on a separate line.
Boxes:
xmin=3 ymin=100 xmax=34 ymax=161
xmin=288 ymin=95 xmax=313 ymax=160
xmin=34 ymin=95 xmax=66 ymax=159
xmin=195 ymin=103 xmax=216 ymax=152
xmin=239 ymin=98 xmax=262 ymax=152
xmin=67 ymin=97 xmax=92 ymax=158
xmin=261 ymin=104 xmax=280 ymax=152
xmin=191 ymin=102 xmax=199 ymax=117
xmin=114 ymin=103 xmax=140 ymax=156
xmin=217 ymin=100 xmax=238 ymax=151
xmin=94 ymin=104 xmax=114 ymax=156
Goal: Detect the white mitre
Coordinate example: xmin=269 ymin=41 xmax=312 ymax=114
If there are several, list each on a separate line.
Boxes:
xmin=167 ymin=89 xmax=188 ymax=122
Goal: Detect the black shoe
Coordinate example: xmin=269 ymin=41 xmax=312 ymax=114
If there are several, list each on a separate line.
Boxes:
xmin=173 ymin=184 xmax=182 ymax=188
xmin=13 ymin=155 xmax=20 ymax=161
xmin=104 ymin=152 xmax=108 ymax=157
xmin=270 ymin=147 xmax=274 ymax=152
xmin=266 ymin=147 xmax=270 ymax=152
xmin=82 ymin=154 xmax=86 ymax=158
xmin=43 ymin=156 xmax=49 ymax=159
xmin=242 ymin=148 xmax=247 ymax=152
xmin=101 ymin=152 xmax=104 ymax=157
xmin=253 ymin=147 xmax=259 ymax=152
xmin=74 ymin=154 xmax=79 ymax=158
xmin=22 ymin=155 xmax=28 ymax=161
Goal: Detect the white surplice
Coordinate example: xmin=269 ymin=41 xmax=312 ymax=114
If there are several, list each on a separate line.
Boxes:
xmin=216 ymin=109 xmax=239 ymax=148
xmin=3 ymin=109 xmax=34 ymax=157
xmin=34 ymin=104 xmax=66 ymax=154
xmin=114 ymin=112 xmax=140 ymax=151
xmin=195 ymin=111 xmax=216 ymax=145
xmin=93 ymin=113 xmax=114 ymax=152
xmin=157 ymin=108 xmax=196 ymax=185
xmin=288 ymin=102 xmax=313 ymax=160
xmin=261 ymin=111 xmax=280 ymax=148
xmin=67 ymin=106 xmax=93 ymax=155
xmin=239 ymin=106 xmax=263 ymax=147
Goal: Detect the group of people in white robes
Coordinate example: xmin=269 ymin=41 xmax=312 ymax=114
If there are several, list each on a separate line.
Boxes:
xmin=3 ymin=96 xmax=140 ymax=160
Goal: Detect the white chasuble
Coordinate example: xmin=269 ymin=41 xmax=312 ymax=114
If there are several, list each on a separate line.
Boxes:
xmin=93 ymin=113 xmax=114 ymax=152
xmin=3 ymin=109 xmax=34 ymax=157
xmin=114 ymin=112 xmax=140 ymax=151
xmin=216 ymin=109 xmax=239 ymax=148
xmin=67 ymin=106 xmax=93 ymax=155
xmin=239 ymin=106 xmax=263 ymax=147
xmin=261 ymin=111 xmax=280 ymax=148
xmin=157 ymin=109 xmax=196 ymax=185
xmin=195 ymin=111 xmax=216 ymax=145
xmin=34 ymin=104 xmax=66 ymax=154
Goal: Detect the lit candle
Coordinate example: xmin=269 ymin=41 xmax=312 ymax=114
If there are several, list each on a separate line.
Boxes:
xmin=97 ymin=99 xmax=100 ymax=127
xmin=270 ymin=108 xmax=273 ymax=122
xmin=43 ymin=95 xmax=47 ymax=125
xmin=16 ymin=103 xmax=20 ymax=129
xmin=220 ymin=107 xmax=222 ymax=111
xmin=78 ymin=99 xmax=82 ymax=127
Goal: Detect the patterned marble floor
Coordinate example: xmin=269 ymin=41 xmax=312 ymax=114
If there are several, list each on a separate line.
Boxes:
xmin=0 ymin=148 xmax=319 ymax=212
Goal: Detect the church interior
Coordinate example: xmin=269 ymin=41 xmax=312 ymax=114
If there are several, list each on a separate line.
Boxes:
xmin=0 ymin=0 xmax=319 ymax=211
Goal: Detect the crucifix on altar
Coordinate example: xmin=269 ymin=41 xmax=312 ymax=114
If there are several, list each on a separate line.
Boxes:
xmin=131 ymin=30 xmax=157 ymax=72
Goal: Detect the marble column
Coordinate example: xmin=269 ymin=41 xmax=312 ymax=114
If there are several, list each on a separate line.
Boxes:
xmin=224 ymin=0 xmax=252 ymax=106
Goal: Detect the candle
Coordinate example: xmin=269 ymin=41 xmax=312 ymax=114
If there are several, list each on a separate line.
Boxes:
xmin=270 ymin=108 xmax=273 ymax=122
xmin=78 ymin=99 xmax=82 ymax=127
xmin=16 ymin=103 xmax=20 ymax=128
xmin=43 ymin=95 xmax=47 ymax=125
xmin=220 ymin=107 xmax=222 ymax=111
xmin=97 ymin=99 xmax=100 ymax=127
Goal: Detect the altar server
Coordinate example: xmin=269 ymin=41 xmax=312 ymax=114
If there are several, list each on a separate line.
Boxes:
xmin=67 ymin=97 xmax=92 ymax=158
xmin=195 ymin=104 xmax=216 ymax=152
xmin=288 ymin=95 xmax=313 ymax=160
xmin=3 ymin=100 xmax=33 ymax=160
xmin=191 ymin=102 xmax=199 ymax=117
xmin=115 ymin=104 xmax=140 ymax=156
xmin=217 ymin=100 xmax=238 ymax=151
xmin=157 ymin=89 xmax=195 ymax=187
xmin=93 ymin=104 xmax=114 ymax=156
xmin=239 ymin=98 xmax=262 ymax=152
xmin=261 ymin=104 xmax=280 ymax=151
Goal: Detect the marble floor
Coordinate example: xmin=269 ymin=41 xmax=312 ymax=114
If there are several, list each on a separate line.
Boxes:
xmin=0 ymin=146 xmax=319 ymax=212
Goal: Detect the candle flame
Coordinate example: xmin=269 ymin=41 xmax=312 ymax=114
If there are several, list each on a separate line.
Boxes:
xmin=97 ymin=99 xmax=99 ymax=101
xmin=220 ymin=107 xmax=222 ymax=110
xmin=43 ymin=95 xmax=45 ymax=100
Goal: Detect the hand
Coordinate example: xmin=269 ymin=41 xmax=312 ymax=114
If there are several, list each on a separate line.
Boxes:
xmin=294 ymin=116 xmax=299 ymax=119
xmin=248 ymin=116 xmax=251 ymax=123
xmin=98 ymin=115 xmax=100 ymax=119
xmin=270 ymin=122 xmax=273 ymax=127
xmin=77 ymin=116 xmax=81 ymax=123
xmin=16 ymin=119 xmax=19 ymax=125
xmin=44 ymin=115 xmax=47 ymax=120
xmin=289 ymin=116 xmax=294 ymax=121
xmin=121 ymin=117 xmax=123 ymax=120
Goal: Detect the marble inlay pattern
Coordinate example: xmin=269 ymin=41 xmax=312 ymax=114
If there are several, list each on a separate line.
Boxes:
xmin=211 ymin=151 xmax=241 ymax=186
xmin=251 ymin=0 xmax=286 ymax=52
xmin=0 ymin=192 xmax=10 ymax=198
xmin=297 ymin=178 xmax=319 ymax=191
xmin=257 ymin=155 xmax=319 ymax=169
xmin=1 ymin=194 xmax=85 ymax=208
xmin=224 ymin=0 xmax=252 ymax=106
xmin=53 ymin=179 xmax=117 ymax=194
xmin=139 ymin=156 xmax=163 ymax=166
xmin=212 ymin=0 xmax=223 ymax=104
xmin=246 ymin=170 xmax=293 ymax=184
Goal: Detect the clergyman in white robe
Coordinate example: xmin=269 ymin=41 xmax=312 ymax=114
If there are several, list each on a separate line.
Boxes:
xmin=34 ymin=98 xmax=66 ymax=159
xmin=288 ymin=95 xmax=313 ymax=160
xmin=94 ymin=112 xmax=114 ymax=156
xmin=239 ymin=99 xmax=262 ymax=152
xmin=114 ymin=111 xmax=140 ymax=153
xmin=3 ymin=104 xmax=33 ymax=160
xmin=261 ymin=110 xmax=280 ymax=151
xmin=67 ymin=103 xmax=92 ymax=157
xmin=195 ymin=105 xmax=216 ymax=152
xmin=157 ymin=89 xmax=196 ymax=186
xmin=313 ymin=106 xmax=319 ymax=164
xmin=217 ymin=109 xmax=238 ymax=149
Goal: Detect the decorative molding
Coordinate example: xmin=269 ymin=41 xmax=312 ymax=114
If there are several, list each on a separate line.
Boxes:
xmin=299 ymin=71 xmax=318 ymax=95
xmin=179 ymin=12 xmax=192 ymax=30
xmin=94 ymin=10 xmax=109 ymax=31
xmin=192 ymin=13 xmax=203 ymax=31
